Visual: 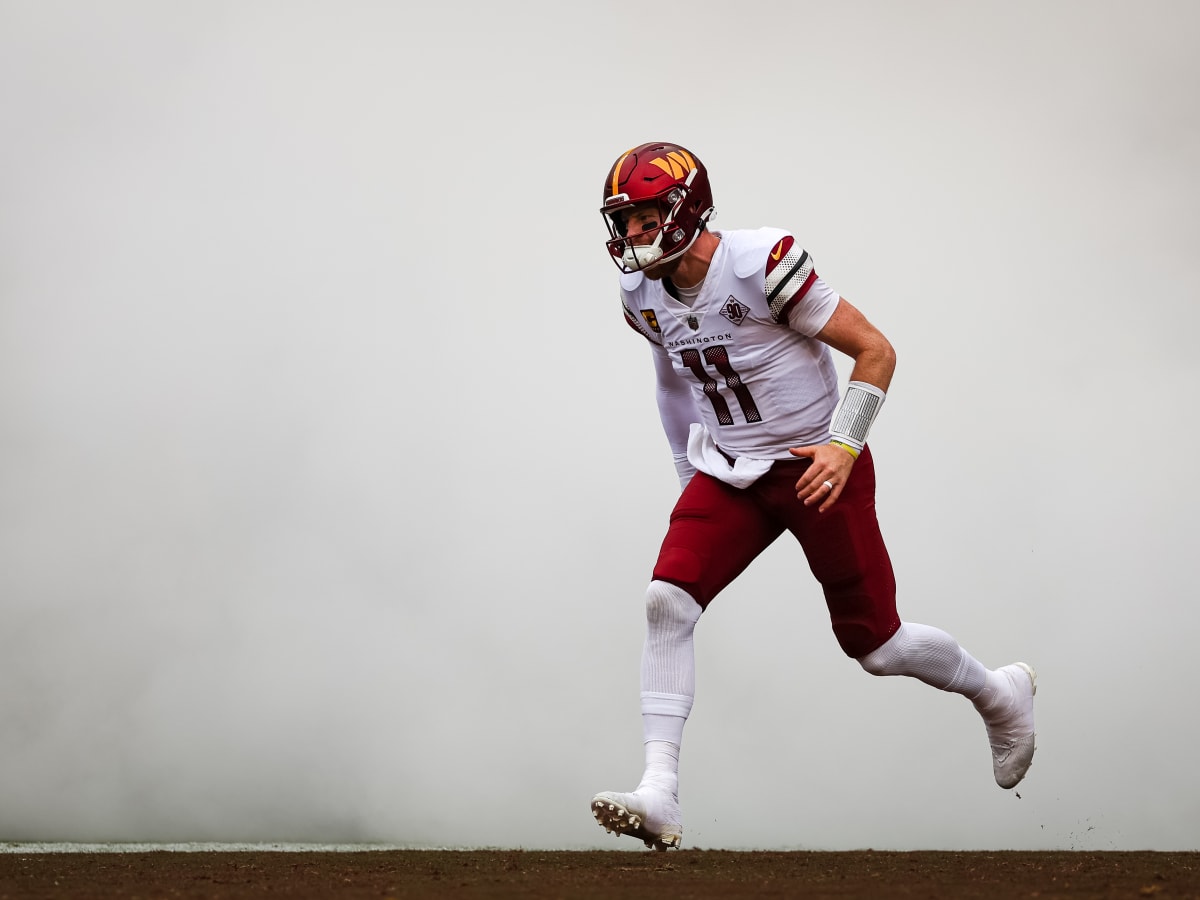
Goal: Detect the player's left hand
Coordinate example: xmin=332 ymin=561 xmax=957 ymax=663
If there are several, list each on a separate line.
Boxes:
xmin=789 ymin=442 xmax=857 ymax=512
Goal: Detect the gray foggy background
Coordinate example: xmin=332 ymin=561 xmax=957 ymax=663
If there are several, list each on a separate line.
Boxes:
xmin=2 ymin=1 xmax=1197 ymax=851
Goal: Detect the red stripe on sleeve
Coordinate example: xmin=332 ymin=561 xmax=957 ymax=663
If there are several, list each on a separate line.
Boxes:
xmin=773 ymin=268 xmax=818 ymax=320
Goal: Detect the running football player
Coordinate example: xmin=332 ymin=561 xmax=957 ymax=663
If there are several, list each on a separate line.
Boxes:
xmin=590 ymin=142 xmax=1037 ymax=851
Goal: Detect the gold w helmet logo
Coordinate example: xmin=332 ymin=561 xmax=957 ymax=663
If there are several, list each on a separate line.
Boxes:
xmin=649 ymin=150 xmax=696 ymax=180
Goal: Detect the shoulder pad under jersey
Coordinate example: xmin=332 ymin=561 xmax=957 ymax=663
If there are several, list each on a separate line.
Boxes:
xmin=731 ymin=227 xmax=790 ymax=278
xmin=619 ymin=270 xmax=644 ymax=291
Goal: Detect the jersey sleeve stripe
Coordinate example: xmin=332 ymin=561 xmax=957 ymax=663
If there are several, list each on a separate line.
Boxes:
xmin=772 ymin=268 xmax=818 ymax=323
xmin=765 ymin=248 xmax=816 ymax=322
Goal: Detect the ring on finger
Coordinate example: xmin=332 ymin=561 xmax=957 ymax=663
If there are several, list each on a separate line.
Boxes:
xmin=822 ymin=480 xmax=834 ymax=491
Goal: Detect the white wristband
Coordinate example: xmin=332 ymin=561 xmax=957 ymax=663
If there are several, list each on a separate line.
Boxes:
xmin=829 ymin=381 xmax=886 ymax=452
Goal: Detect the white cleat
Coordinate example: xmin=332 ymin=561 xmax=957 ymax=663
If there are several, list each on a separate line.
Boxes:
xmin=590 ymin=789 xmax=682 ymax=851
xmin=983 ymin=662 xmax=1037 ymax=789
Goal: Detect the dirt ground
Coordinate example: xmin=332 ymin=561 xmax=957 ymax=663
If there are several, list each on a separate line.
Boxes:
xmin=1 ymin=850 xmax=1197 ymax=900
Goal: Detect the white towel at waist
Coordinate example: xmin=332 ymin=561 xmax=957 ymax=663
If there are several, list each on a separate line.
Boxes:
xmin=686 ymin=423 xmax=774 ymax=489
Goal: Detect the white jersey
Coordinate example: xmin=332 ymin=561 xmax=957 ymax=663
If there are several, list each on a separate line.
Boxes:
xmin=621 ymin=227 xmax=841 ymax=460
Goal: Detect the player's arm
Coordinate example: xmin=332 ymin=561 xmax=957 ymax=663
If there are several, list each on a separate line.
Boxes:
xmin=621 ymin=294 xmax=699 ymax=489
xmin=791 ymin=297 xmax=896 ymax=511
xmin=650 ymin=343 xmax=700 ymax=490
xmin=814 ymin=297 xmax=896 ymax=393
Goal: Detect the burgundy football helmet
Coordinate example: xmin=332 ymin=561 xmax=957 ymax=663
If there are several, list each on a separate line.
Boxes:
xmin=601 ymin=142 xmax=715 ymax=272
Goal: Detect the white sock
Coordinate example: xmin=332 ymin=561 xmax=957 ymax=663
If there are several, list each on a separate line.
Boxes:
xmin=638 ymin=581 xmax=702 ymax=793
xmin=857 ymin=621 xmax=988 ymax=699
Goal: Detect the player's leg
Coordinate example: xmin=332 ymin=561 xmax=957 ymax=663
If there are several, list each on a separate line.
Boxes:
xmin=638 ymin=580 xmax=700 ymax=800
xmin=763 ymin=447 xmax=901 ymax=657
xmin=590 ymin=580 xmax=699 ymax=851
xmin=777 ymin=447 xmax=1037 ymax=788
xmin=592 ymin=472 xmax=781 ymax=849
xmin=858 ymin=625 xmax=1037 ymax=788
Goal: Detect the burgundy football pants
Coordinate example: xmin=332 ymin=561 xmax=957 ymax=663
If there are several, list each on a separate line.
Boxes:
xmin=651 ymin=446 xmax=901 ymax=658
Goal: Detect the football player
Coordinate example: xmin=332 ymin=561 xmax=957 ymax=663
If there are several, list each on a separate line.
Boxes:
xmin=590 ymin=142 xmax=1037 ymax=851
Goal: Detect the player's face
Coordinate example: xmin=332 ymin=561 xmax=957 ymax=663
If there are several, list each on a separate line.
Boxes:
xmin=619 ymin=204 xmax=662 ymax=246
xmin=604 ymin=198 xmax=687 ymax=279
xmin=615 ymin=202 xmax=680 ymax=280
